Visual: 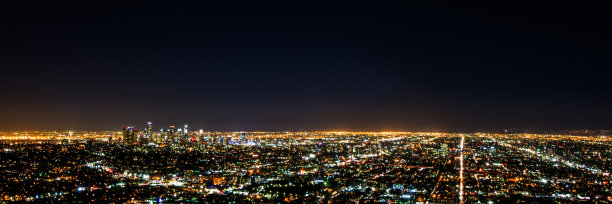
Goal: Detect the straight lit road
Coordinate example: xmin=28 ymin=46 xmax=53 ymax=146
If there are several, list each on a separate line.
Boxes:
xmin=459 ymin=135 xmax=464 ymax=204
xmin=426 ymin=171 xmax=443 ymax=204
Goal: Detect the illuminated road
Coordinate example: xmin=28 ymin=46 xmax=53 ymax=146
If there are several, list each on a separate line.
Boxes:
xmin=426 ymin=170 xmax=443 ymax=204
xmin=489 ymin=136 xmax=610 ymax=178
xmin=459 ymin=135 xmax=464 ymax=204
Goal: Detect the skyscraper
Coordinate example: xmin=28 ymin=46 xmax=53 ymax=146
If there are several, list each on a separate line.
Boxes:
xmin=160 ymin=129 xmax=167 ymax=142
xmin=183 ymin=124 xmax=188 ymax=138
xmin=123 ymin=126 xmax=137 ymax=144
xmin=441 ymin=143 xmax=449 ymax=156
xmin=169 ymin=125 xmax=175 ymax=141
xmin=177 ymin=129 xmax=183 ymax=141
xmin=145 ymin=122 xmax=153 ymax=143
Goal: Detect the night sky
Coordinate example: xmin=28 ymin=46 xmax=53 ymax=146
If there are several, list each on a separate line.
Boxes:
xmin=1 ymin=2 xmax=610 ymax=131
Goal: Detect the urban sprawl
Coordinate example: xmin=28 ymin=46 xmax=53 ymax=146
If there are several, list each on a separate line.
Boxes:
xmin=1 ymin=123 xmax=612 ymax=203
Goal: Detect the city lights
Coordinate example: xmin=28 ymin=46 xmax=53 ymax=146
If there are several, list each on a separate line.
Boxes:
xmin=1 ymin=129 xmax=611 ymax=202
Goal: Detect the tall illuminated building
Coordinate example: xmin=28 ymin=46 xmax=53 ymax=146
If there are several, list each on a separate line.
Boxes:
xmin=241 ymin=131 xmax=246 ymax=143
xmin=177 ymin=129 xmax=183 ymax=141
xmin=146 ymin=122 xmax=152 ymax=135
xmin=226 ymin=135 xmax=232 ymax=144
xmin=441 ymin=143 xmax=449 ymax=156
xmin=169 ymin=125 xmax=175 ymax=141
xmin=161 ymin=129 xmax=167 ymax=142
xmin=145 ymin=122 xmax=153 ymax=142
xmin=123 ymin=126 xmax=137 ymax=144
xmin=183 ymin=124 xmax=188 ymax=138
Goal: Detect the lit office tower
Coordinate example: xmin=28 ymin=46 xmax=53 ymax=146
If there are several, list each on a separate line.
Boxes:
xmin=241 ymin=132 xmax=246 ymax=143
xmin=160 ymin=129 xmax=167 ymax=142
xmin=441 ymin=143 xmax=449 ymax=156
xmin=145 ymin=122 xmax=153 ymax=142
xmin=183 ymin=124 xmax=188 ymax=138
xmin=177 ymin=129 xmax=183 ymax=141
xmin=169 ymin=125 xmax=175 ymax=140
xmin=123 ymin=126 xmax=137 ymax=144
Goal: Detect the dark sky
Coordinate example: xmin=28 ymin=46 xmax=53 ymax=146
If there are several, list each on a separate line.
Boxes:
xmin=0 ymin=1 xmax=610 ymax=131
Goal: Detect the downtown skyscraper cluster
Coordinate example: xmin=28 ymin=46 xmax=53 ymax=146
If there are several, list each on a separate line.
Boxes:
xmin=122 ymin=122 xmax=251 ymax=145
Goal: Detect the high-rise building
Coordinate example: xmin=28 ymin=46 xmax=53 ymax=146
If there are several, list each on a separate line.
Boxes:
xmin=146 ymin=122 xmax=152 ymax=135
xmin=441 ymin=143 xmax=449 ymax=156
xmin=160 ymin=129 xmax=167 ymax=142
xmin=241 ymin=132 xmax=246 ymax=143
xmin=123 ymin=126 xmax=137 ymax=144
xmin=177 ymin=129 xmax=183 ymax=141
xmin=169 ymin=125 xmax=175 ymax=141
xmin=183 ymin=124 xmax=188 ymax=138
xmin=144 ymin=122 xmax=153 ymax=143
xmin=226 ymin=135 xmax=232 ymax=144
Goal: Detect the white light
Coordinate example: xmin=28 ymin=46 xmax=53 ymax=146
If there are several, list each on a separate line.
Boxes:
xmin=459 ymin=135 xmax=464 ymax=204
